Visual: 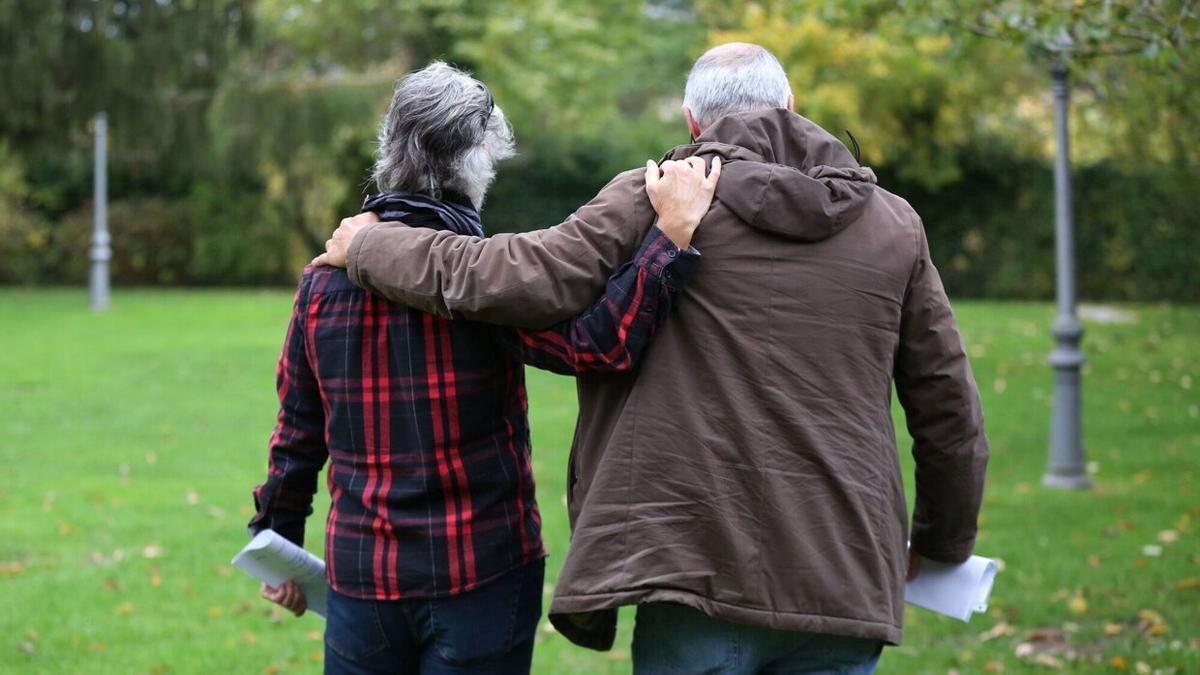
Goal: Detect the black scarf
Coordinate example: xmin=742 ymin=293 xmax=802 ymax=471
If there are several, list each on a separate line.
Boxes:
xmin=361 ymin=191 xmax=484 ymax=238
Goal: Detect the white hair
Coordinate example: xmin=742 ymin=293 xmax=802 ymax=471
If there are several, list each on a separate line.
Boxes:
xmin=683 ymin=43 xmax=791 ymax=129
xmin=373 ymin=61 xmax=515 ymax=210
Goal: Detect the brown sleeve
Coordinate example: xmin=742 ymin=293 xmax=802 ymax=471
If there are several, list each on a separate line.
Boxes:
xmin=894 ymin=215 xmax=989 ymax=564
xmin=345 ymin=168 xmax=655 ymax=329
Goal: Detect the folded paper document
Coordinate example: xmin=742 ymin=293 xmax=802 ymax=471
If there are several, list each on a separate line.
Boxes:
xmin=904 ymin=554 xmax=998 ymax=621
xmin=232 ymin=529 xmax=328 ymax=618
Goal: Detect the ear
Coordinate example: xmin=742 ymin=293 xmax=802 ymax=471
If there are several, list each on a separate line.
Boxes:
xmin=683 ymin=106 xmax=704 ymax=140
xmin=786 ymin=94 xmax=795 ymax=112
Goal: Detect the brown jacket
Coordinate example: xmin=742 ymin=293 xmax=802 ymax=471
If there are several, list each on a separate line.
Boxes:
xmin=346 ymin=109 xmax=988 ymax=649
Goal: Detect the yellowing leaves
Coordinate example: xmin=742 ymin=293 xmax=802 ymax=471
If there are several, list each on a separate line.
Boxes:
xmin=0 ymin=562 xmax=26 ymax=576
xmin=1067 ymin=594 xmax=1088 ymax=615
xmin=1137 ymin=609 xmax=1170 ymax=637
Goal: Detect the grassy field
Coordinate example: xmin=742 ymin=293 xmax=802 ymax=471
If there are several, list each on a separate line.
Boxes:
xmin=1 ymin=288 xmax=1196 ymax=674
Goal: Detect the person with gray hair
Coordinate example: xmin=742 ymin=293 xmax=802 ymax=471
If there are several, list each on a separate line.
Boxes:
xmin=250 ymin=61 xmax=720 ymax=674
xmin=318 ymin=43 xmax=987 ymax=674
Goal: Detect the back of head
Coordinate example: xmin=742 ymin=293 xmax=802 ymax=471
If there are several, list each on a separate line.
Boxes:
xmin=374 ymin=61 xmax=515 ymax=209
xmin=683 ymin=43 xmax=791 ymax=129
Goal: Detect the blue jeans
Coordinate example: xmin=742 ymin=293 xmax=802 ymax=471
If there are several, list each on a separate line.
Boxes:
xmin=323 ymin=559 xmax=544 ymax=674
xmin=632 ymin=602 xmax=884 ymax=675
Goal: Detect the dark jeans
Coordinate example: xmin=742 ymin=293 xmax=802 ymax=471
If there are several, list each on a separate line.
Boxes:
xmin=324 ymin=559 xmax=544 ymax=675
xmin=632 ymin=602 xmax=884 ymax=675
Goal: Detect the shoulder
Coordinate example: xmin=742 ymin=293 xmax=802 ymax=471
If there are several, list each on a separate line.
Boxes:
xmin=587 ymin=167 xmax=647 ymax=205
xmin=298 ymin=265 xmax=359 ymax=300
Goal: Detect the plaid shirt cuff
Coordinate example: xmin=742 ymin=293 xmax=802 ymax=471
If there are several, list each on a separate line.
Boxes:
xmin=636 ymin=225 xmax=701 ymax=291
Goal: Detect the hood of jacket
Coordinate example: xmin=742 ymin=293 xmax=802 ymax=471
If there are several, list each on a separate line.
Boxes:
xmin=665 ymin=108 xmax=877 ymax=242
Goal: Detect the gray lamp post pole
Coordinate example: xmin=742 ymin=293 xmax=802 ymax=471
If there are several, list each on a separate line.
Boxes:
xmin=1043 ymin=61 xmax=1089 ymax=489
xmin=90 ymin=112 xmax=110 ymax=312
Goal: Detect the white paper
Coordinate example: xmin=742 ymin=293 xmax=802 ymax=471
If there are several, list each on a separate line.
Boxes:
xmin=232 ymin=529 xmax=328 ymax=618
xmin=904 ymin=554 xmax=998 ymax=622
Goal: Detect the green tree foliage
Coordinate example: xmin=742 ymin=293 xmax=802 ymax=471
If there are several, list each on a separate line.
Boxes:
xmin=0 ymin=0 xmax=1195 ymax=299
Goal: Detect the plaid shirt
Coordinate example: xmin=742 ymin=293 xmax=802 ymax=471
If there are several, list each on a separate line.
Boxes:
xmin=250 ymin=216 xmax=698 ymax=600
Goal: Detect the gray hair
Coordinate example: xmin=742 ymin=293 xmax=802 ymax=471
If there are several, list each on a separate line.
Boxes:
xmin=373 ymin=61 xmax=515 ymax=209
xmin=683 ymin=43 xmax=791 ymax=129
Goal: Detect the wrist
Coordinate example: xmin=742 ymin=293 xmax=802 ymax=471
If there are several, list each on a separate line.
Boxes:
xmin=657 ymin=219 xmax=694 ymax=249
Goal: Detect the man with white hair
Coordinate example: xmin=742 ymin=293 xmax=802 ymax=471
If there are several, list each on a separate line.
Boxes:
xmin=249 ymin=61 xmax=719 ymax=674
xmin=318 ymin=44 xmax=988 ymax=674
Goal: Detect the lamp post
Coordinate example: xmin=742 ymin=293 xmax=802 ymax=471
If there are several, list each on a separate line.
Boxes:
xmin=90 ymin=112 xmax=110 ymax=312
xmin=1043 ymin=62 xmax=1089 ymax=489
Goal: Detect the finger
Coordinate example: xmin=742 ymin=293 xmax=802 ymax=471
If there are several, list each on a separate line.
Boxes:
xmin=284 ymin=585 xmax=301 ymax=611
xmin=311 ymin=254 xmax=327 ymax=267
xmin=644 ymin=160 xmax=660 ymax=191
xmin=704 ymin=156 xmax=723 ymax=190
xmin=684 ymin=156 xmax=705 ymax=175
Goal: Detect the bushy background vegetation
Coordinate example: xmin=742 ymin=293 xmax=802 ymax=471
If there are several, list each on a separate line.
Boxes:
xmin=1 ymin=0 xmax=1196 ymax=300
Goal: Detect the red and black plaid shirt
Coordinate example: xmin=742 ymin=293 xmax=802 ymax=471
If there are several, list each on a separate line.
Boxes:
xmin=249 ymin=212 xmax=698 ymax=600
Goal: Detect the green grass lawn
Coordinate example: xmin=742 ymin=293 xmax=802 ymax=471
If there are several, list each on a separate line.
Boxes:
xmin=1 ymin=288 xmax=1196 ymax=674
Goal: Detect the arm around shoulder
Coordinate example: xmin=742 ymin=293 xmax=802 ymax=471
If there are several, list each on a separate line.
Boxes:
xmin=347 ymin=169 xmax=656 ymax=329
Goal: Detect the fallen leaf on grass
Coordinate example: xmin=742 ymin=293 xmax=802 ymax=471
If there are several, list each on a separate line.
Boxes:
xmin=25 ymin=629 xmax=37 ymax=642
xmin=142 ymin=543 xmax=164 ymax=559
xmin=115 ymin=601 xmax=134 ymax=615
xmin=58 ymin=523 xmax=75 ymax=536
xmin=1134 ymin=662 xmax=1151 ymax=674
xmin=1157 ymin=530 xmax=1179 ymax=544
xmin=17 ymin=642 xmax=35 ymax=655
xmin=1137 ymin=609 xmax=1170 ymax=637
xmin=310 ymin=651 xmax=323 ymax=662
xmin=305 ymin=630 xmax=322 ymax=642
xmin=264 ymin=666 xmax=280 ymax=675
xmin=1109 ymin=655 xmax=1128 ymax=670
xmin=88 ymin=642 xmax=107 ymax=652
xmin=208 ymin=606 xmax=223 ymax=617
xmin=1141 ymin=545 xmax=1162 ymax=557
xmin=0 ymin=562 xmax=25 ymax=576
xmin=1033 ymin=653 xmax=1063 ymax=669
xmin=1067 ymin=595 xmax=1088 ymax=615
xmin=1104 ymin=622 xmax=1125 ymax=636
xmin=242 ymin=631 xmax=257 ymax=646
xmin=1175 ymin=577 xmax=1200 ymax=590
xmin=213 ymin=564 xmax=232 ymax=578
xmin=186 ymin=489 xmax=199 ymax=506
xmin=980 ymin=622 xmax=1014 ymax=641
xmin=982 ymin=660 xmax=1005 ymax=672
xmin=1086 ymin=555 xmax=1101 ymax=569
